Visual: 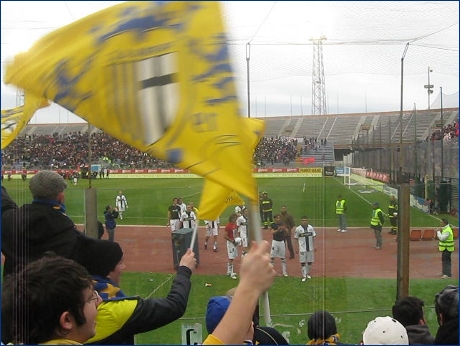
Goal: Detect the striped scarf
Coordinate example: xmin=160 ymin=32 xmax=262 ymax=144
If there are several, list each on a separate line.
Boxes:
xmin=92 ymin=275 xmax=127 ymax=301
xmin=307 ymin=334 xmax=341 ymax=345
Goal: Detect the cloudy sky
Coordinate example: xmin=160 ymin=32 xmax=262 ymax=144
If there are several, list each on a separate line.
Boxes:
xmin=1 ymin=1 xmax=458 ymax=123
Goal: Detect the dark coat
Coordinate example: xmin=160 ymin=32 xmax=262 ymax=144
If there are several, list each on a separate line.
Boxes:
xmin=104 ymin=209 xmax=118 ymax=229
xmin=405 ymin=324 xmax=435 ymax=344
xmin=1 ymin=195 xmax=91 ymax=277
xmin=434 ymin=318 xmax=459 ymax=345
xmin=87 ymin=266 xmax=192 ymax=344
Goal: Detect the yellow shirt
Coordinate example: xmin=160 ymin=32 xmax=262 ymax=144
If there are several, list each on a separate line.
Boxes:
xmin=40 ymin=339 xmax=82 ymax=345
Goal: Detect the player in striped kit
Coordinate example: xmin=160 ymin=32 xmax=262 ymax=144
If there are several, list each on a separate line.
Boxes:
xmin=294 ymin=216 xmax=317 ymax=282
xmin=204 ymin=217 xmax=220 ymax=252
xmin=180 ymin=204 xmax=197 ymax=231
xmin=236 ymin=207 xmax=249 ymax=257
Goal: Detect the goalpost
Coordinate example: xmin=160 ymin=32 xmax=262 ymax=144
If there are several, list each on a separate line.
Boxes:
xmin=342 ymin=167 xmax=356 ymax=187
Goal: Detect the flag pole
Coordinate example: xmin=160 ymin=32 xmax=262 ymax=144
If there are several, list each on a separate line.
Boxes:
xmin=250 ymin=200 xmax=273 ymax=326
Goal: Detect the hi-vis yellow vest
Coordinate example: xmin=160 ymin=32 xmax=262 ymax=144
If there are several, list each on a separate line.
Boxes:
xmin=336 ymin=200 xmax=345 ymax=214
xmin=439 ymin=225 xmax=455 ymax=252
xmin=370 ymin=208 xmax=383 ymax=226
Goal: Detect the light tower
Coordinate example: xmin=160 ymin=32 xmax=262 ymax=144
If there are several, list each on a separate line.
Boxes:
xmin=310 ymin=36 xmax=327 ymax=115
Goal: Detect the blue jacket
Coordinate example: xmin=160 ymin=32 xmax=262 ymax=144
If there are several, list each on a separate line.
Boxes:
xmin=104 ymin=210 xmax=118 ymax=229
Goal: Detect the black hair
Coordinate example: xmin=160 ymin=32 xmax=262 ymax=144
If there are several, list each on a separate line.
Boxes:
xmin=392 ymin=296 xmax=425 ymax=326
xmin=2 ymin=252 xmax=93 ymax=344
xmin=307 ymin=310 xmax=337 ymax=340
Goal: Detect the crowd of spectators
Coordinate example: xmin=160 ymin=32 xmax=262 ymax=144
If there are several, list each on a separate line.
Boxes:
xmin=4 ymin=117 xmax=457 ymax=171
xmin=1 ymin=131 xmax=173 ymax=170
xmin=2 ymin=131 xmax=301 ymax=170
xmin=253 ymin=136 xmax=298 ymax=167
xmin=427 ymin=120 xmax=458 ymax=141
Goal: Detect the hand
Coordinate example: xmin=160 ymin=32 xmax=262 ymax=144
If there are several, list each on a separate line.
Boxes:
xmin=179 ymin=248 xmax=197 ymax=271
xmin=238 ymin=241 xmax=276 ymax=295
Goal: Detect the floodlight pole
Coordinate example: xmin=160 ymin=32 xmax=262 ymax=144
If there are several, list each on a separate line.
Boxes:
xmin=398 ymin=42 xmax=409 ymax=184
xmin=246 ymin=43 xmax=251 ymax=118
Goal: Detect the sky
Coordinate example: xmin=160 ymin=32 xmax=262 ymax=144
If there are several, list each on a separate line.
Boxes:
xmin=1 ymin=1 xmax=458 ymax=124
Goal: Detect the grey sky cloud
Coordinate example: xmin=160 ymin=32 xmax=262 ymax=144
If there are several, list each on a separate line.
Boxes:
xmin=1 ymin=1 xmax=458 ymax=124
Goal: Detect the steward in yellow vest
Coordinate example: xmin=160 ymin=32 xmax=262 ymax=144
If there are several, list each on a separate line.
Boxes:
xmin=436 ymin=218 xmax=454 ymax=278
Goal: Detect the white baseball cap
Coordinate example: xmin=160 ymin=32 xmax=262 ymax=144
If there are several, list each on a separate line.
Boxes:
xmin=362 ymin=316 xmax=409 ymax=345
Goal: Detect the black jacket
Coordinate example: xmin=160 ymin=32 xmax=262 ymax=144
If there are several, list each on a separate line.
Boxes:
xmin=434 ymin=318 xmax=459 ymax=345
xmin=405 ymin=324 xmax=435 ymax=344
xmin=2 ymin=188 xmax=91 ymax=277
xmin=87 ymin=266 xmax=193 ymax=344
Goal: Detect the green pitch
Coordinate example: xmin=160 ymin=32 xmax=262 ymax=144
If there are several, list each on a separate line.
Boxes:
xmin=2 ymin=176 xmax=456 ymax=344
xmin=3 ymin=176 xmax=454 ymax=227
xmin=124 ymin=272 xmax=449 ymax=344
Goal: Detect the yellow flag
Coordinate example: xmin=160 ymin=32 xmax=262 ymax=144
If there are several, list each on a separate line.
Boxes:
xmin=197 ymin=118 xmax=265 ymax=220
xmin=4 ymin=1 xmax=257 ymax=201
xmin=1 ymin=93 xmax=50 ymax=149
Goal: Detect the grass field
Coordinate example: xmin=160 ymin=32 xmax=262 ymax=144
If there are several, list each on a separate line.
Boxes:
xmin=3 ymin=175 xmax=456 ymax=227
xmin=2 ymin=175 xmax=457 ymax=344
xmin=123 ymin=272 xmax=450 ymax=344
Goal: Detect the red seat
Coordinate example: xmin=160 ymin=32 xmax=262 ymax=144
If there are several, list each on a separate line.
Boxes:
xmin=421 ymin=229 xmax=435 ymax=240
xmin=453 ymin=228 xmax=459 ymax=239
xmin=410 ymin=229 xmax=422 ymax=241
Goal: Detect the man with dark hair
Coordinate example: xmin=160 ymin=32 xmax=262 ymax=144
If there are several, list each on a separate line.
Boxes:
xmin=280 ymin=205 xmax=295 ymax=259
xmin=2 ymin=253 xmax=101 ymax=345
xmin=79 ymin=239 xmax=197 ymax=344
xmin=307 ymin=310 xmax=342 ymax=344
xmin=392 ymin=296 xmax=435 ymax=344
xmin=1 ymin=170 xmax=95 ymax=277
xmin=434 ymin=285 xmax=458 ymax=344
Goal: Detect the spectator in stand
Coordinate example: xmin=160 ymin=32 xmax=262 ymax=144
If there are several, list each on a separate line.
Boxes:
xmin=392 ymin=296 xmax=435 ymax=344
xmin=79 ymin=239 xmax=197 ymax=344
xmin=361 ymin=316 xmax=409 ymax=345
xmin=433 ymin=285 xmax=458 ymax=344
xmin=1 ymin=170 xmax=96 ymax=278
xmin=1 ymin=253 xmax=101 ymax=345
xmin=307 ymin=310 xmax=342 ymax=345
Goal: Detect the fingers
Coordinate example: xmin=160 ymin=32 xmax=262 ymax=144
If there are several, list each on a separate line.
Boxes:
xmin=179 ymin=248 xmax=197 ymax=270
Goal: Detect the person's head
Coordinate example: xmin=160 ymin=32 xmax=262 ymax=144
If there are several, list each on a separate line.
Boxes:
xmin=280 ymin=205 xmax=288 ymax=214
xmin=392 ymin=296 xmax=426 ymax=326
xmin=337 ymin=195 xmax=342 ymax=200
xmin=434 ymin=285 xmax=458 ymax=325
xmin=186 ymin=204 xmax=193 ymax=212
xmin=242 ymin=207 xmax=249 ymax=217
xmin=307 ymin=310 xmax=338 ymax=341
xmin=79 ymin=240 xmax=125 ymax=285
xmin=29 ymin=170 xmax=67 ymax=201
xmin=206 ymin=296 xmax=254 ymax=341
xmin=229 ymin=213 xmax=238 ymax=223
xmin=178 ymin=197 xmax=183 ymax=204
xmin=362 ymin=316 xmax=409 ymax=345
xmin=105 ymin=205 xmax=112 ymax=211
xmin=118 ymin=191 xmax=123 ymax=195
xmin=440 ymin=218 xmax=449 ymax=227
xmin=300 ymin=216 xmax=309 ymax=226
xmin=172 ymin=197 xmax=178 ymax=205
xmin=390 ymin=195 xmax=396 ymax=202
xmin=2 ymin=253 xmax=100 ymax=344
xmin=274 ymin=214 xmax=282 ymax=222
xmin=372 ymin=202 xmax=379 ymax=209
xmin=263 ymin=191 xmax=268 ymax=197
